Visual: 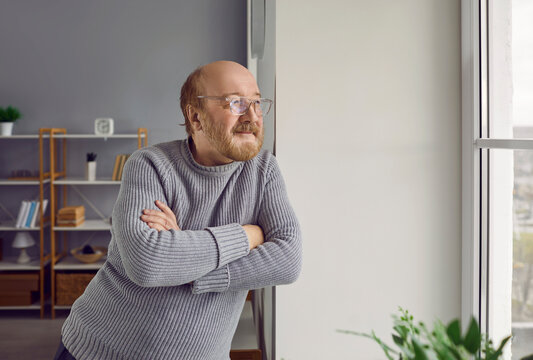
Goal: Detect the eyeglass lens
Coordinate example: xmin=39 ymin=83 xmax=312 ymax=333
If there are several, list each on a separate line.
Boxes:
xmin=230 ymin=98 xmax=271 ymax=116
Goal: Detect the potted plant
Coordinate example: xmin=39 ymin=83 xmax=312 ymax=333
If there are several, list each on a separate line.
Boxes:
xmin=337 ymin=307 xmax=512 ymax=360
xmin=0 ymin=106 xmax=22 ymax=136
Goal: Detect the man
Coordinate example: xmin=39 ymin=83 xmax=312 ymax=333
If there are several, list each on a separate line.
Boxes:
xmin=54 ymin=61 xmax=302 ymax=360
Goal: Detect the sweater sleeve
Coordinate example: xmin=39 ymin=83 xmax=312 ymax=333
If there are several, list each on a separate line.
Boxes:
xmin=113 ymin=150 xmax=250 ymax=288
xmin=191 ymin=156 xmax=302 ymax=294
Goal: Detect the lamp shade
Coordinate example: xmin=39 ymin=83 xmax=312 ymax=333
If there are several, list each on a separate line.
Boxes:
xmin=12 ymin=232 xmax=36 ymax=249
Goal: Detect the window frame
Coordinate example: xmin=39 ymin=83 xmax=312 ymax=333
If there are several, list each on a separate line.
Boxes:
xmin=462 ymin=0 xmax=533 ymax=347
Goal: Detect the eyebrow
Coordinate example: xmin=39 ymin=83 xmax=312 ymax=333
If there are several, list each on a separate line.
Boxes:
xmin=223 ymin=92 xmax=262 ymax=97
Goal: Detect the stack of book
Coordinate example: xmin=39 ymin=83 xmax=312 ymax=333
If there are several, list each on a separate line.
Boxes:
xmin=15 ymin=199 xmax=49 ymax=228
xmin=112 ymin=154 xmax=131 ymax=181
xmin=57 ymin=206 xmax=85 ymax=227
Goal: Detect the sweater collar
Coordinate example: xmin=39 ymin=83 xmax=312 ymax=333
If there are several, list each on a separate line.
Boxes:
xmin=180 ymin=137 xmax=242 ymax=176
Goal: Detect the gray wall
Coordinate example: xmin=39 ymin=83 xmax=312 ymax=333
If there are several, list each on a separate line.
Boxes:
xmin=0 ymin=0 xmax=247 ymax=257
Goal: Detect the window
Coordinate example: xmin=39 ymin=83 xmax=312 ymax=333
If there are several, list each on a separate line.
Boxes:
xmin=463 ymin=0 xmax=533 ymax=358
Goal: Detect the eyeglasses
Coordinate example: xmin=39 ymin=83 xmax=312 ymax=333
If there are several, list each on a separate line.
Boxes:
xmin=197 ymin=96 xmax=273 ymax=116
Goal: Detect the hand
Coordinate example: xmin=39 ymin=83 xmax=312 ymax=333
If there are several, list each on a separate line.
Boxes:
xmin=140 ymin=200 xmax=180 ymax=231
xmin=243 ymin=224 xmax=264 ymax=250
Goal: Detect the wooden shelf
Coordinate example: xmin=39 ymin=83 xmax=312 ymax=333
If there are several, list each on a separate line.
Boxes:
xmin=0 ymin=133 xmax=146 ymax=139
xmin=0 ymin=257 xmax=41 ymax=271
xmin=0 ymin=221 xmax=47 ymax=231
xmin=54 ymin=219 xmax=111 ymax=231
xmin=0 ymin=303 xmax=41 ymax=310
xmin=53 ymin=134 xmax=146 ymax=139
xmin=53 ymin=177 xmax=121 ymax=185
xmin=0 ymin=178 xmax=51 ymax=185
xmin=54 ymin=256 xmax=105 ymax=270
xmin=0 ymin=135 xmax=44 ymax=139
xmin=48 ymin=128 xmax=147 ymax=319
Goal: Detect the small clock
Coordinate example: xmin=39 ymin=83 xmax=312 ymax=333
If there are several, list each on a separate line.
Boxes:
xmin=94 ymin=118 xmax=114 ymax=136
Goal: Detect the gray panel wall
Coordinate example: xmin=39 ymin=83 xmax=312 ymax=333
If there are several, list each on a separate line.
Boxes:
xmin=0 ymin=0 xmax=247 ymax=257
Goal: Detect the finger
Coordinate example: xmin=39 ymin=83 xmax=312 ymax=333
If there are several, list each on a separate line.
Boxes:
xmin=148 ymin=222 xmax=165 ymax=231
xmin=142 ymin=209 xmax=180 ymax=231
xmin=141 ymin=214 xmax=170 ymax=230
xmin=155 ymin=200 xmax=172 ymax=215
xmin=142 ymin=210 xmax=172 ymax=224
xmin=143 ymin=213 xmax=175 ymax=230
xmin=156 ymin=203 xmax=179 ymax=226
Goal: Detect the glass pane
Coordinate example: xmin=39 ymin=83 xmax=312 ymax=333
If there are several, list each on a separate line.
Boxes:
xmin=488 ymin=149 xmax=533 ymax=359
xmin=489 ymin=0 xmax=533 ymax=138
xmin=512 ymin=149 xmax=533 ymax=358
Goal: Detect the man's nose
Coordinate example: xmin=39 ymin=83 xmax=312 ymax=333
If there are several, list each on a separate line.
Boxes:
xmin=241 ymin=104 xmax=260 ymax=123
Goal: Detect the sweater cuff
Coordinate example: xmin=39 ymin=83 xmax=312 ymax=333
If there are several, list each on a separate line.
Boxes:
xmin=191 ymin=265 xmax=230 ymax=294
xmin=206 ymin=223 xmax=249 ymax=268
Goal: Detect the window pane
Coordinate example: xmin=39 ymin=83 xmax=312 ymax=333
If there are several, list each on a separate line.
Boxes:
xmin=512 ymin=149 xmax=533 ymax=358
xmin=489 ymin=0 xmax=533 ymax=138
xmin=491 ymin=149 xmax=533 ymax=358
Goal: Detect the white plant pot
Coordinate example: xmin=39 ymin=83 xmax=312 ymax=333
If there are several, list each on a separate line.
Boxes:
xmin=86 ymin=161 xmax=97 ymax=181
xmin=1 ymin=122 xmax=14 ymax=136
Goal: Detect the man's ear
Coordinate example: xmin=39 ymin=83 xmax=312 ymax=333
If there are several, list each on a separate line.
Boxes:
xmin=187 ymin=105 xmax=203 ymax=132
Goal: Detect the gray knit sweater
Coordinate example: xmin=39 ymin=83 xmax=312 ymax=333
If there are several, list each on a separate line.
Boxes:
xmin=61 ymin=138 xmax=302 ymax=360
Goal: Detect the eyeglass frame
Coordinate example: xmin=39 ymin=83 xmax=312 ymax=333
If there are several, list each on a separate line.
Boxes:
xmin=196 ymin=95 xmax=273 ymax=116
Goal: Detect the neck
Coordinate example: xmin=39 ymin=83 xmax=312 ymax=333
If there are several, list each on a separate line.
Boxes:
xmin=188 ymin=136 xmax=233 ymax=166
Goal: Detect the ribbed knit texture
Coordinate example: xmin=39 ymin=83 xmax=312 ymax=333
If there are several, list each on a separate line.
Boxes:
xmin=61 ymin=138 xmax=302 ymax=360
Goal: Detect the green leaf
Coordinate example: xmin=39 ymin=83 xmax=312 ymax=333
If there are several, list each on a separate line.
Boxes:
xmin=446 ymin=320 xmax=462 ymax=346
xmin=412 ymin=338 xmax=430 ymax=360
xmin=394 ymin=324 xmax=410 ymax=338
xmin=393 ymin=334 xmax=404 ymax=347
xmin=486 ymin=336 xmax=512 ymax=360
xmin=1 ymin=105 xmax=21 ymax=122
xmin=443 ymin=344 xmax=464 ymax=360
xmin=370 ymin=330 xmax=397 ymax=360
xmin=520 ymin=354 xmax=533 ymax=360
xmin=463 ymin=318 xmax=480 ymax=354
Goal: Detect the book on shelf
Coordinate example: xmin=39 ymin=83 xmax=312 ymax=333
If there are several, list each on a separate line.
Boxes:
xmin=58 ymin=205 xmax=85 ymax=218
xmin=15 ymin=200 xmax=29 ymax=228
xmin=57 ymin=205 xmax=85 ymax=227
xmin=112 ymin=154 xmax=122 ymax=181
xmin=112 ymin=154 xmax=130 ymax=181
xmin=24 ymin=201 xmax=37 ymax=227
xmin=30 ymin=199 xmax=48 ymax=228
xmin=16 ymin=200 xmax=31 ymax=228
xmin=14 ymin=199 xmax=49 ymax=228
xmin=56 ymin=216 xmax=85 ymax=227
xmin=116 ymin=155 xmax=125 ymax=181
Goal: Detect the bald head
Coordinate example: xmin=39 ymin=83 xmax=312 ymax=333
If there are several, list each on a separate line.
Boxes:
xmin=180 ymin=61 xmax=259 ymax=136
xmin=200 ymin=61 xmax=259 ymax=97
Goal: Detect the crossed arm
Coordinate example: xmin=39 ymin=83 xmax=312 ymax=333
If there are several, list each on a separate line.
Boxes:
xmin=114 ymin=150 xmax=302 ymax=293
xmin=140 ymin=201 xmax=266 ymax=251
xmin=137 ymin=160 xmax=302 ymax=294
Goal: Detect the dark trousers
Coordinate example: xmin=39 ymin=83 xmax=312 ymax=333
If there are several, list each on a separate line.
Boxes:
xmin=53 ymin=338 xmax=76 ymax=360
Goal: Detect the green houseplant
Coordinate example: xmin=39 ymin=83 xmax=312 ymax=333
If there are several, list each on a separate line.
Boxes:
xmin=0 ymin=106 xmax=22 ymax=136
xmin=337 ymin=307 xmax=512 ymax=360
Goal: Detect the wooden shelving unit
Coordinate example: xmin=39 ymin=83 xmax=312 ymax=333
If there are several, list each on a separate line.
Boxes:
xmin=49 ymin=128 xmax=148 ymax=318
xmin=0 ymin=129 xmax=58 ymax=318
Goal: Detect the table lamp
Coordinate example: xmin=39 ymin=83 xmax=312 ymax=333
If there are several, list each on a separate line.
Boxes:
xmin=12 ymin=232 xmax=35 ymax=264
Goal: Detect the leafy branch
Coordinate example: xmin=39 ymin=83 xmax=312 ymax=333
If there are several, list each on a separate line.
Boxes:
xmin=337 ymin=307 xmax=511 ymax=360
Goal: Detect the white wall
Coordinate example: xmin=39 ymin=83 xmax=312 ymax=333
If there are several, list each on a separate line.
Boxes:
xmin=275 ymin=1 xmax=462 ymax=358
